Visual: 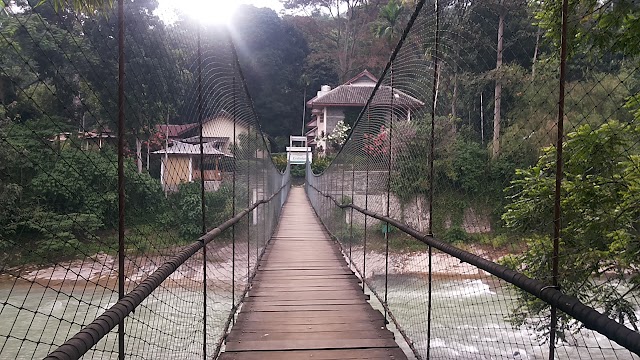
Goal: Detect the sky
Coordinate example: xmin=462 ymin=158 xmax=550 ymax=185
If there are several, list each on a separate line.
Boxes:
xmin=156 ymin=0 xmax=286 ymax=25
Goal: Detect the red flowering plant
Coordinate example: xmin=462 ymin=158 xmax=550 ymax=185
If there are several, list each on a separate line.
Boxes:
xmin=363 ymin=125 xmax=388 ymax=156
xmin=362 ymin=122 xmax=416 ymax=159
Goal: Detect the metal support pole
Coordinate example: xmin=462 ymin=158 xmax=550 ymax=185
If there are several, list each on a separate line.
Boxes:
xmin=350 ymin=163 xmax=355 ymax=261
xmin=363 ymin=108 xmax=371 ymax=293
xmin=232 ymin=75 xmax=237 ymax=319
xmin=427 ymin=2 xmax=440 ymax=357
xmin=263 ymin=161 xmax=267 ymax=252
xmin=341 ymin=166 xmax=345 ymax=245
xmin=197 ymin=27 xmax=207 ymax=360
xmin=117 ymin=0 xmax=126 ymax=358
xmin=550 ymin=0 xmax=568 ymax=358
xmin=384 ymin=63 xmax=394 ymax=322
xmin=255 ymin=130 xmax=259 ymax=262
xmin=247 ymin=126 xmax=251 ymax=284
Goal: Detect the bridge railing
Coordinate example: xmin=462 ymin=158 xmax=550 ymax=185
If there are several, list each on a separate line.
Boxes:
xmin=0 ymin=1 xmax=289 ymax=359
xmin=306 ymin=0 xmax=640 ymax=359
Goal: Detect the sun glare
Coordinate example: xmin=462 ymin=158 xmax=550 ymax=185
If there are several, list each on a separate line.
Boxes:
xmin=158 ymin=0 xmax=239 ymax=26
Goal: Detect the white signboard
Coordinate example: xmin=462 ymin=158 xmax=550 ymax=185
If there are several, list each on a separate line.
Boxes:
xmin=288 ymin=152 xmax=312 ymax=165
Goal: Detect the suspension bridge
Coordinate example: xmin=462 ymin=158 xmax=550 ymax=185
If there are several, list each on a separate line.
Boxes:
xmin=1 ymin=0 xmax=639 ymax=359
xmin=219 ymin=187 xmax=407 ymax=360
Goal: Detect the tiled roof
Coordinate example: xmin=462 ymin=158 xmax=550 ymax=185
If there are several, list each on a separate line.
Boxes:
xmin=345 ymin=70 xmax=378 ymax=85
xmin=307 ymin=85 xmax=424 ymax=108
xmin=156 ymin=123 xmax=198 ymax=138
xmin=181 ymin=136 xmax=228 ymax=144
xmin=153 ymin=141 xmax=231 ymax=156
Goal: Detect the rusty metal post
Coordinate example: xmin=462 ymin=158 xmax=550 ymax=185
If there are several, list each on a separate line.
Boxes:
xmin=550 ymin=0 xmax=569 ymax=358
xmin=197 ymin=26 xmax=207 ymax=360
xmin=247 ymin=125 xmax=251 ymax=284
xmin=427 ymin=1 xmax=440 ymax=358
xmin=341 ymin=166 xmax=345 ymax=246
xmin=350 ymin=163 xmax=355 ymax=261
xmin=232 ymin=74 xmax=237 ymax=319
xmin=363 ymin=108 xmax=371 ymax=293
xmin=117 ymin=0 xmax=126 ymax=358
xmin=383 ymin=63 xmax=394 ymax=322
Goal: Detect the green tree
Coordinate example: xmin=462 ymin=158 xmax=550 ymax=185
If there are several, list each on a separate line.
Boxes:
xmin=231 ymin=5 xmax=310 ymax=138
xmin=373 ymin=0 xmax=404 ymax=50
xmin=167 ymin=182 xmax=234 ymax=240
xmin=502 ymin=121 xmax=640 ymax=337
xmin=282 ymin=0 xmax=383 ymax=81
xmin=533 ymin=0 xmax=639 ymax=58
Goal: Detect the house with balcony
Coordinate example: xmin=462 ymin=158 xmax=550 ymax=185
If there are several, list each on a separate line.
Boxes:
xmin=305 ymin=70 xmax=424 ymax=152
xmin=154 ymin=111 xmax=248 ymax=192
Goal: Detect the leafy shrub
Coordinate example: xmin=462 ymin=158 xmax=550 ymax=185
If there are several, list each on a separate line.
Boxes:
xmin=290 ymin=164 xmax=305 ymax=178
xmin=311 ymin=156 xmax=333 ymax=174
xmin=377 ymin=221 xmax=396 ymax=234
xmin=442 ymin=227 xmax=469 ymax=244
xmin=334 ymin=225 xmax=364 ymax=245
xmin=21 ymin=209 xmax=102 ymax=259
xmin=270 ymin=153 xmax=287 ymax=172
xmin=30 ymin=148 xmax=165 ymax=227
xmin=167 ymin=182 xmax=234 ymax=240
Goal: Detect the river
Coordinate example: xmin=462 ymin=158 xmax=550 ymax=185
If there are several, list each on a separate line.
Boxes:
xmin=1 ymin=271 xmax=639 ymax=359
xmin=0 ymin=278 xmax=235 ymax=359
xmin=368 ymin=274 xmax=640 ymax=360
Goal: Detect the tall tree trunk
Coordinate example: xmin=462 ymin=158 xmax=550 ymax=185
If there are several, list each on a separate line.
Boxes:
xmin=136 ymin=137 xmax=143 ymax=173
xmin=434 ymin=64 xmax=441 ymax=111
xmin=481 ymin=92 xmax=485 ymax=144
xmin=532 ymin=27 xmax=541 ymax=80
xmin=451 ymin=71 xmax=458 ymax=119
xmin=146 ymin=142 xmax=150 ymax=171
xmin=0 ymin=77 xmax=7 ymax=105
xmin=492 ymin=11 xmax=504 ymax=160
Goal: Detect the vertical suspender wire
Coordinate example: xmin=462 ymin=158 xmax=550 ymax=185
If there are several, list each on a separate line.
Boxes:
xmin=384 ymin=63 xmax=394 ymax=322
xmin=328 ymin=173 xmax=331 ymax=224
xmin=232 ymin=74 xmax=237 ymax=321
xmin=325 ymin=171 xmax=329 ymax=224
xmin=427 ymin=2 xmax=439 ymax=358
xmin=550 ymin=0 xmax=568 ymax=358
xmin=247 ymin=126 xmax=251 ymax=285
xmin=255 ymin=130 xmax=259 ymax=262
xmin=341 ymin=166 xmax=345 ymax=247
xmin=263 ymin=149 xmax=267 ymax=254
xmin=197 ymin=26 xmax=207 ymax=360
xmin=363 ymin=108 xmax=370 ymax=293
xmin=117 ymin=0 xmax=126 ymax=358
xmin=350 ymin=163 xmax=355 ymax=262
xmin=324 ymin=172 xmax=328 ymax=224
xmin=330 ymin=170 xmax=334 ymax=225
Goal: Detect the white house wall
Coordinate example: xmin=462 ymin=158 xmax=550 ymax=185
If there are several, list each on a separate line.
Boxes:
xmin=326 ymin=108 xmax=345 ymax=136
xmin=201 ymin=116 xmax=248 ymax=152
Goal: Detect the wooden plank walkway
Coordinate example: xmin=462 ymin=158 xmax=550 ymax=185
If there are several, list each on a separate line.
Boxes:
xmin=219 ymin=187 xmax=407 ymax=360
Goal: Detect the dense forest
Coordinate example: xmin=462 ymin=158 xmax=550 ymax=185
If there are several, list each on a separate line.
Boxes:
xmin=0 ymin=0 xmax=638 ymax=276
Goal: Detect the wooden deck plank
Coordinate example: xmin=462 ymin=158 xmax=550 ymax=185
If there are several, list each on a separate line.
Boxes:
xmin=236 ymin=310 xmax=385 ymax=322
xmin=242 ymin=299 xmax=367 ymax=306
xmin=219 ymin=187 xmax=407 ymax=360
xmin=227 ymin=323 xmax=388 ymax=332
xmin=218 ymin=348 xmax=407 ymax=360
xmin=225 ymin=339 xmax=400 ymax=352
xmin=226 ymin=329 xmax=395 ymax=341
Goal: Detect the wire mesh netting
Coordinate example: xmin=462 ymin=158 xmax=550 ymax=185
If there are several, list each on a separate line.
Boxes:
xmin=0 ymin=0 xmax=289 ymax=359
xmin=306 ymin=0 xmax=639 ymax=359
